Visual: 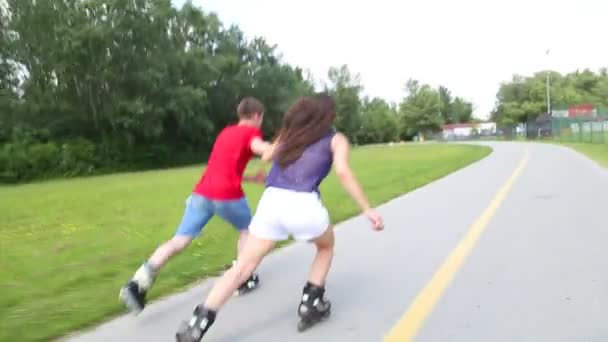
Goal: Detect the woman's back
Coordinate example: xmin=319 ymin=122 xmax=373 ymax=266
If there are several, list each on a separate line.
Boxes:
xmin=266 ymin=129 xmax=335 ymax=194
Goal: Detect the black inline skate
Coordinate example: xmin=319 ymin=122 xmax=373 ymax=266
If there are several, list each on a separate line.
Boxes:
xmin=119 ymin=261 xmax=157 ymax=314
xmin=119 ymin=280 xmax=147 ymax=314
xmin=296 ymin=282 xmax=331 ymax=332
xmin=234 ymin=273 xmax=260 ymax=296
xmin=175 ymin=305 xmax=216 ymax=342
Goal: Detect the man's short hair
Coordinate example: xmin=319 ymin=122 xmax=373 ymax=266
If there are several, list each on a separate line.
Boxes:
xmin=237 ymin=97 xmax=265 ymax=119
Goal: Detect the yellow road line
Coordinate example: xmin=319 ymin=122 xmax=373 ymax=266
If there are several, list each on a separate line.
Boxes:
xmin=384 ymin=150 xmax=530 ymax=342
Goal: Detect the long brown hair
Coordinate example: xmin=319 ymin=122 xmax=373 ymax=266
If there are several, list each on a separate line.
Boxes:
xmin=275 ymin=93 xmax=336 ymax=168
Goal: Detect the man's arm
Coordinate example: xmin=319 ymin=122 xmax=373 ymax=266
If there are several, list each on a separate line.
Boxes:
xmin=261 ymin=140 xmax=279 ymax=162
xmin=250 ymin=137 xmax=271 ymax=157
xmin=260 ymin=133 xmax=282 ymax=162
xmin=244 ymin=136 xmax=271 ymax=184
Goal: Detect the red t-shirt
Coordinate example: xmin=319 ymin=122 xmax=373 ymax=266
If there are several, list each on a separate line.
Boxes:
xmin=194 ymin=124 xmax=263 ymax=200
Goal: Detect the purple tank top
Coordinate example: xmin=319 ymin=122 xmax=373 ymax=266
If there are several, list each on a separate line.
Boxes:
xmin=266 ymin=129 xmax=336 ymax=194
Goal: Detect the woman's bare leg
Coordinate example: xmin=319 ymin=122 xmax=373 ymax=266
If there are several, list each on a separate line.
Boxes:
xmin=307 ymin=225 xmax=335 ymax=286
xmin=204 ymin=234 xmax=275 ymax=310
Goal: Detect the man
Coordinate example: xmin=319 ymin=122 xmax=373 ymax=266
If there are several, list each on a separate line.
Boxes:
xmin=120 ymin=97 xmax=271 ymax=313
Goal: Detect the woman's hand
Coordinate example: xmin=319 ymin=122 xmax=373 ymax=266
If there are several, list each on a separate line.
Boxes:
xmin=364 ymin=208 xmax=384 ymax=231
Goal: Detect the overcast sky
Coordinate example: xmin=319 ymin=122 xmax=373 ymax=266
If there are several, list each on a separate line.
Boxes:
xmin=173 ymin=0 xmax=607 ymax=119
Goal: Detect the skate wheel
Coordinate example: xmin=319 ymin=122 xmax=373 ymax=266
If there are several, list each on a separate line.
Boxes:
xmin=234 ymin=280 xmax=259 ymax=297
xmin=297 ymin=320 xmax=310 ymax=332
xmin=175 ymin=324 xmax=188 ymax=342
xmin=119 ymin=288 xmax=143 ymax=314
xmin=175 ymin=321 xmax=199 ymax=342
xmin=175 ymin=331 xmax=195 ymax=342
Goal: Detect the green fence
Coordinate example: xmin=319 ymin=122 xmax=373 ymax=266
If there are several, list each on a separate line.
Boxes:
xmin=551 ymin=116 xmax=608 ymax=144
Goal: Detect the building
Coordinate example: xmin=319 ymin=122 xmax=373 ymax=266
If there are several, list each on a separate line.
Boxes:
xmin=441 ymin=122 xmax=497 ymax=139
xmin=526 ymin=114 xmax=552 ymax=138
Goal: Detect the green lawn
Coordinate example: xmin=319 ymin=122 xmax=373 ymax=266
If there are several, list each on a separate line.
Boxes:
xmin=0 ymin=143 xmax=490 ymax=342
xmin=552 ymin=131 xmax=608 ymax=145
xmin=553 ymin=142 xmax=608 ymax=167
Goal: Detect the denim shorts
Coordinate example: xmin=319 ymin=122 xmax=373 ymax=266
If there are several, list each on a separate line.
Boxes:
xmin=174 ymin=193 xmax=252 ymax=238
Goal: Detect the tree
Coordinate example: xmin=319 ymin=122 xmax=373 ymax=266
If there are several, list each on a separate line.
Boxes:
xmin=438 ymin=86 xmax=453 ymax=123
xmin=398 ymin=79 xmax=442 ymax=139
xmin=438 ymin=85 xmax=473 ymax=124
xmin=358 ymin=97 xmax=398 ymax=144
xmin=492 ymin=68 xmax=608 ymax=125
xmin=0 ymin=2 xmax=18 ymax=142
xmin=326 ymin=65 xmax=362 ymax=143
xmin=451 ymin=96 xmax=473 ymax=123
xmin=0 ymin=0 xmax=316 ymax=182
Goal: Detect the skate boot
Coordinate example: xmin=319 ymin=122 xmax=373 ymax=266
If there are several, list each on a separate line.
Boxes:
xmin=231 ymin=260 xmax=260 ymax=296
xmin=234 ymin=273 xmax=260 ymax=296
xmin=296 ymin=282 xmax=331 ymax=332
xmin=119 ymin=262 xmax=156 ymax=314
xmin=175 ymin=305 xmax=216 ymax=342
xmin=119 ymin=280 xmax=147 ymax=314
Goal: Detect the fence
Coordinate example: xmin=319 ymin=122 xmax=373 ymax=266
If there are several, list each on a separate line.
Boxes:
xmin=432 ymin=115 xmax=608 ymax=144
xmin=550 ymin=116 xmax=608 ymax=144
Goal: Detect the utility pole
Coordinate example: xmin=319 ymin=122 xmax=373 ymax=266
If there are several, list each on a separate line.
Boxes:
xmin=546 ymin=49 xmax=551 ymax=115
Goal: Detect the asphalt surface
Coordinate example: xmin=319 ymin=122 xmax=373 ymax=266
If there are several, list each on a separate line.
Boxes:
xmin=63 ymin=142 xmax=608 ymax=342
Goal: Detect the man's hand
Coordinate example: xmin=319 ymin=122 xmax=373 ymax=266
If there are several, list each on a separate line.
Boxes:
xmin=243 ymin=169 xmax=266 ymax=184
xmin=252 ymin=169 xmax=266 ymax=184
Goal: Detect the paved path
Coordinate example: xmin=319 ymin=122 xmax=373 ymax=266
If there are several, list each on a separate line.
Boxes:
xmin=64 ymin=142 xmax=608 ymax=342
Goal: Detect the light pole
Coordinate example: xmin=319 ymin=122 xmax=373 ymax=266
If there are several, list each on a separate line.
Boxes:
xmin=546 ymin=49 xmax=551 ymax=115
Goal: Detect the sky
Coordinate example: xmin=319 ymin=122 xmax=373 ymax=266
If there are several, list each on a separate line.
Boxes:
xmin=173 ymin=0 xmax=607 ymax=119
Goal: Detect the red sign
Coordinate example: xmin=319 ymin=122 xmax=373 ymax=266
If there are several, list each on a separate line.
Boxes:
xmin=568 ymin=104 xmax=595 ymax=118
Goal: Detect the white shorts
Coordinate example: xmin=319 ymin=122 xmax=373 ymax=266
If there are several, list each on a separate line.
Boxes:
xmin=249 ymin=187 xmax=330 ymax=241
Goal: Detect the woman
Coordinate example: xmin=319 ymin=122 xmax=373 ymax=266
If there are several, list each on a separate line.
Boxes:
xmin=175 ymin=93 xmax=384 ymax=342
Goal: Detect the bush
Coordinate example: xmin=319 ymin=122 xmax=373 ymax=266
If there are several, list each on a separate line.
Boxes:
xmin=58 ymin=139 xmax=99 ymax=177
xmin=0 ymin=140 xmax=42 ymax=182
xmin=27 ymin=142 xmax=62 ymax=178
xmin=0 ymin=138 xmax=208 ymax=184
xmin=0 ymin=139 xmax=100 ymax=183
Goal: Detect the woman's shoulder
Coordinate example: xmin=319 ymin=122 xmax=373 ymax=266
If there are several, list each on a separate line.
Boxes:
xmin=330 ymin=129 xmax=346 ymax=140
xmin=330 ymin=131 xmax=350 ymax=149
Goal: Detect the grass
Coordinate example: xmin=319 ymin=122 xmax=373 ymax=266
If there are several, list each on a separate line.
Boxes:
xmin=469 ymin=132 xmax=608 ymax=168
xmin=551 ymin=141 xmax=608 ymax=167
xmin=548 ymin=131 xmax=608 ymax=167
xmin=552 ymin=132 xmax=608 ymax=145
xmin=0 ymin=143 xmax=491 ymax=342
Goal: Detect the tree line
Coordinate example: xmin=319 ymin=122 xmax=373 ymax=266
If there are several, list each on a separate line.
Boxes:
xmin=492 ymin=68 xmax=608 ymax=126
xmin=0 ymin=0 xmax=473 ymax=183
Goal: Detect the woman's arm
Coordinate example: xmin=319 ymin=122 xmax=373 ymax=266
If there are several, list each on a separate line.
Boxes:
xmin=331 ymin=133 xmax=384 ymax=230
xmin=331 ymin=133 xmax=370 ymax=211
